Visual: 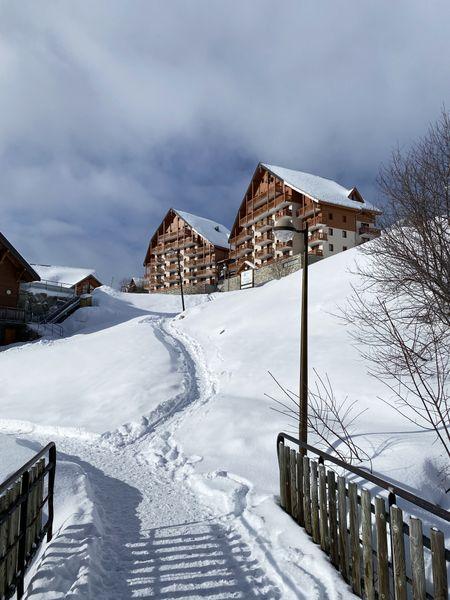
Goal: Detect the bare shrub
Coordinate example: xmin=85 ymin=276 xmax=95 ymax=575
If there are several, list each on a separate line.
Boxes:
xmin=267 ymin=370 xmax=370 ymax=466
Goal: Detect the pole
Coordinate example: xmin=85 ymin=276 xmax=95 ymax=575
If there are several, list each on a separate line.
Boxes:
xmin=299 ymin=227 xmax=308 ymax=456
xmin=177 ymin=250 xmax=185 ymax=311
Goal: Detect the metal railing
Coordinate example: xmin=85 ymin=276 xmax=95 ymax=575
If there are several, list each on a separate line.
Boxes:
xmin=277 ymin=433 xmax=449 ymax=599
xmin=0 ymin=443 xmax=56 ymax=599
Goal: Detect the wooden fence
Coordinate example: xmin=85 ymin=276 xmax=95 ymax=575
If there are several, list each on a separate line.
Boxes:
xmin=278 ymin=433 xmax=449 ymax=600
xmin=0 ymin=443 xmax=56 ymax=600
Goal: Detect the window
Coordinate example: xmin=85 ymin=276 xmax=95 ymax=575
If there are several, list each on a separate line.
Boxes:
xmin=329 ymin=212 xmax=333 ymax=220
xmin=343 ymin=246 xmax=347 ymax=251
xmin=343 ymin=215 xmax=347 ymax=223
xmin=342 ymin=230 xmax=347 ymax=238
xmin=328 ymin=228 xmax=333 ymax=236
xmin=329 ymin=244 xmax=334 ymax=252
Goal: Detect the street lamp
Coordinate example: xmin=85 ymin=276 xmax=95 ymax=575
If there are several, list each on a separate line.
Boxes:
xmin=166 ymin=248 xmax=185 ymax=312
xmin=273 ymin=215 xmax=309 ymax=456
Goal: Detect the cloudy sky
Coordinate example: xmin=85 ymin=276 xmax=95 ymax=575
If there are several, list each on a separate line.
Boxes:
xmin=2 ymin=1 xmax=450 ymax=284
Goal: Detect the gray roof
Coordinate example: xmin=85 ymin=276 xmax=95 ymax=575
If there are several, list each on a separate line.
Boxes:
xmin=262 ymin=163 xmax=381 ymax=212
xmin=175 ymin=210 xmax=230 ymax=248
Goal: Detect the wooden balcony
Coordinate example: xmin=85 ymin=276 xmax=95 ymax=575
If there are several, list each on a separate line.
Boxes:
xmin=235 ymin=228 xmax=253 ymax=245
xmin=230 ymin=242 xmax=254 ymax=259
xmin=254 ymin=217 xmax=273 ymax=232
xmin=308 ymin=231 xmax=327 ymax=245
xmin=255 ymin=231 xmax=274 ymax=247
xmin=0 ymin=306 xmax=26 ymax=323
xmin=307 ymin=215 xmax=325 ymax=230
xmin=309 ymin=248 xmax=323 ymax=257
xmin=359 ymin=226 xmax=380 ymax=236
xmin=240 ymin=198 xmax=292 ymax=227
xmin=255 ymin=246 xmax=274 ymax=260
xmin=250 ymin=185 xmax=284 ymax=210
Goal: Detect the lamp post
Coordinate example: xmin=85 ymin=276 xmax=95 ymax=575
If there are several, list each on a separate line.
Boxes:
xmin=273 ymin=216 xmax=309 ymax=456
xmin=167 ymin=248 xmax=185 ymax=312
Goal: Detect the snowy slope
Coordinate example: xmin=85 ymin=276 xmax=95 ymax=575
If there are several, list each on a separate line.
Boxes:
xmin=0 ymin=246 xmax=447 ymax=598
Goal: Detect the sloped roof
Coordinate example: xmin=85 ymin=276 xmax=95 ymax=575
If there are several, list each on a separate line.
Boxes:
xmin=31 ymin=264 xmax=101 ymax=287
xmin=0 ymin=231 xmax=40 ymax=282
xmin=175 ymin=210 xmax=230 ymax=248
xmin=262 ymin=163 xmax=381 ymax=212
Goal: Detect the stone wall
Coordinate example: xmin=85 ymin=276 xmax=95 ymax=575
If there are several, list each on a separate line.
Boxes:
xmin=219 ymin=254 xmax=323 ymax=292
xmin=151 ymin=282 xmax=218 ymax=296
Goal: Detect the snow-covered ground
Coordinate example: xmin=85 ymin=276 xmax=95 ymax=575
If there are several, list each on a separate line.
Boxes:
xmin=0 ymin=246 xmax=447 ymax=598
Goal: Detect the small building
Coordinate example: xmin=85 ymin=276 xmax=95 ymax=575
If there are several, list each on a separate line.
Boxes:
xmin=228 ymin=163 xmax=381 ymax=278
xmin=121 ymin=277 xmax=147 ymax=293
xmin=27 ymin=265 xmax=102 ymax=296
xmin=0 ymin=231 xmax=40 ymax=345
xmin=144 ymin=209 xmax=230 ymax=294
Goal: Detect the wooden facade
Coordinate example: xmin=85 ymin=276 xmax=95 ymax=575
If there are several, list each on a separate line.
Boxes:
xmin=144 ymin=209 xmax=229 ymax=293
xmin=228 ymin=164 xmax=381 ymax=275
xmin=0 ymin=232 xmax=39 ymax=345
xmin=74 ymin=274 xmax=102 ymax=296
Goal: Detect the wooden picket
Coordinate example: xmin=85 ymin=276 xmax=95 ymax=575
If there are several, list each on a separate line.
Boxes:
xmin=278 ymin=440 xmax=449 ymax=600
xmin=0 ymin=443 xmax=56 ymax=599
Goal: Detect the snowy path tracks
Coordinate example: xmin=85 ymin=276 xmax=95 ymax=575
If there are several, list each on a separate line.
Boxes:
xmin=23 ymin=313 xmax=283 ymax=599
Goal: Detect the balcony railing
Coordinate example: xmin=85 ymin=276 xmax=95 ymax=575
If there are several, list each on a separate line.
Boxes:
xmin=0 ymin=306 xmax=26 ymax=323
xmin=250 ymin=185 xmax=284 ymax=210
xmin=240 ymin=199 xmax=291 ymax=227
xmin=308 ymin=231 xmax=328 ymax=243
xmin=359 ymin=226 xmax=380 ymax=236
xmin=255 ymin=247 xmax=274 ymax=260
xmin=254 ymin=217 xmax=273 ymax=232
xmin=235 ymin=228 xmax=253 ymax=245
xmin=255 ymin=232 xmax=274 ymax=247
xmin=307 ymin=215 xmax=325 ymax=230
xmin=230 ymin=242 xmax=254 ymax=259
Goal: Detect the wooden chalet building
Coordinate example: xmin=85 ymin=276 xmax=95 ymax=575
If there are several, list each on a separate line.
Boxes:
xmin=0 ymin=231 xmax=40 ymax=345
xmin=144 ymin=209 xmax=230 ymax=293
xmin=28 ymin=265 xmax=102 ymax=296
xmin=228 ymin=163 xmax=381 ymax=276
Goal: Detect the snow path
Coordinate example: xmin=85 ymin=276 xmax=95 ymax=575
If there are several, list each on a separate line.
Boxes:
xmin=22 ymin=315 xmax=285 ymax=599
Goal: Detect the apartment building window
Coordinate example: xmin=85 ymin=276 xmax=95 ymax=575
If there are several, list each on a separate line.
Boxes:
xmin=343 ymin=246 xmax=347 ymax=251
xmin=342 ymin=230 xmax=347 ymax=238
xmin=329 ymin=212 xmax=333 ymax=220
xmin=343 ymin=215 xmax=347 ymax=223
xmin=329 ymin=244 xmax=334 ymax=252
xmin=329 ymin=228 xmax=333 ymax=236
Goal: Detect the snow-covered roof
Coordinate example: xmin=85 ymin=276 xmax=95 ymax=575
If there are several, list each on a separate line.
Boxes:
xmin=31 ymin=264 xmax=99 ymax=287
xmin=175 ymin=210 xmax=230 ymax=248
xmin=262 ymin=163 xmax=381 ymax=212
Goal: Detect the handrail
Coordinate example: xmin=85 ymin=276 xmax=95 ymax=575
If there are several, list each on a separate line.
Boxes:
xmin=0 ymin=442 xmax=56 ymax=497
xmin=277 ymin=432 xmax=450 ymax=523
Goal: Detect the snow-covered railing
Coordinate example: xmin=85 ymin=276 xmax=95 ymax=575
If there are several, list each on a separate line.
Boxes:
xmin=277 ymin=432 xmax=449 ymax=600
xmin=0 ymin=443 xmax=56 ymax=599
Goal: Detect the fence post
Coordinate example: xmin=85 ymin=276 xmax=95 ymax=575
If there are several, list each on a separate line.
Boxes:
xmin=303 ymin=456 xmax=311 ymax=534
xmin=290 ymin=449 xmax=297 ymax=520
xmin=318 ymin=465 xmax=329 ymax=553
xmin=7 ymin=482 xmax=20 ymax=590
xmin=296 ymin=452 xmax=304 ymax=526
xmin=375 ymin=496 xmax=389 ymax=600
xmin=348 ymin=482 xmax=361 ymax=595
xmin=337 ymin=476 xmax=348 ymax=582
xmin=390 ymin=505 xmax=407 ymax=600
xmin=409 ymin=517 xmax=425 ymax=600
xmin=430 ymin=528 xmax=447 ymax=600
xmin=278 ymin=441 xmax=286 ymax=510
xmin=47 ymin=445 xmax=56 ymax=542
xmin=327 ymin=470 xmax=338 ymax=567
xmin=361 ymin=488 xmax=374 ymax=600
xmin=16 ymin=470 xmax=30 ymax=600
xmin=0 ymin=493 xmax=7 ymax=597
xmin=285 ymin=446 xmax=292 ymax=515
xmin=310 ymin=461 xmax=320 ymax=544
